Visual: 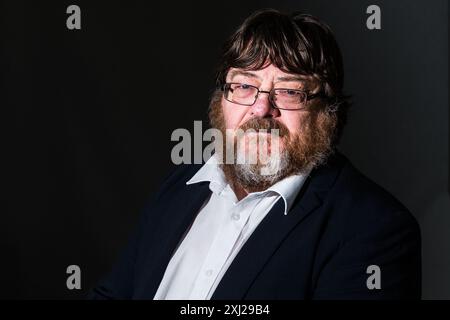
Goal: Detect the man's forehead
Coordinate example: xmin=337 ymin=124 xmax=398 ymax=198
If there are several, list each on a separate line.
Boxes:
xmin=227 ymin=67 xmax=314 ymax=83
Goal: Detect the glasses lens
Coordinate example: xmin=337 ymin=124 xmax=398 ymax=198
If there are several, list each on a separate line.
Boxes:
xmin=225 ymin=83 xmax=257 ymax=105
xmin=273 ymin=89 xmax=307 ymax=109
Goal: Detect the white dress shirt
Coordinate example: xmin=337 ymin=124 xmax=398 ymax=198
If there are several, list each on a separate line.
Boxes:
xmin=153 ymin=155 xmax=311 ymax=300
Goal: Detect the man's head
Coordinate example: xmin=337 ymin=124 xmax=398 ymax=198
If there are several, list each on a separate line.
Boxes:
xmin=209 ymin=8 xmax=350 ymax=192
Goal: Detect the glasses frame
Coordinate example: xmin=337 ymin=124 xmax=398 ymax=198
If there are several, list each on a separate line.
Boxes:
xmin=221 ymin=82 xmax=324 ymax=110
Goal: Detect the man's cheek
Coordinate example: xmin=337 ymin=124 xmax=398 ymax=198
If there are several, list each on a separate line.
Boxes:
xmin=224 ymin=108 xmax=248 ymax=130
xmin=222 ymin=108 xmax=236 ymax=129
xmin=226 ymin=117 xmax=244 ymax=131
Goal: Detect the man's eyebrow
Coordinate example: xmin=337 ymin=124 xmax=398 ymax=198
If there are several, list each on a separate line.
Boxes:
xmin=228 ymin=71 xmax=309 ymax=85
xmin=229 ymin=70 xmax=262 ymax=81
xmin=275 ymin=75 xmax=307 ymax=83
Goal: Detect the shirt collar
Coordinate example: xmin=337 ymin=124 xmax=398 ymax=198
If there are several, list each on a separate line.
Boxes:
xmin=265 ymin=172 xmax=310 ymax=215
xmin=186 ymin=155 xmax=311 ymax=215
xmin=186 ymin=155 xmax=227 ymax=193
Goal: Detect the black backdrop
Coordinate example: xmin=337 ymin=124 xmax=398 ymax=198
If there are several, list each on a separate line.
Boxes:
xmin=2 ymin=0 xmax=449 ymax=299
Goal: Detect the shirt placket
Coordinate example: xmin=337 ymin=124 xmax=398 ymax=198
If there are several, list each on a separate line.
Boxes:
xmin=188 ymin=197 xmax=257 ymax=299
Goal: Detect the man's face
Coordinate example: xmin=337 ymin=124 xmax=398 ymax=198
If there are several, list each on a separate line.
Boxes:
xmin=209 ymin=63 xmax=335 ymax=193
xmin=222 ymin=63 xmax=321 ymax=149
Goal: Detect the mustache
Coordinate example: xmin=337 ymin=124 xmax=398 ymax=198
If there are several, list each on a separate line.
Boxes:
xmin=238 ymin=118 xmax=289 ymax=137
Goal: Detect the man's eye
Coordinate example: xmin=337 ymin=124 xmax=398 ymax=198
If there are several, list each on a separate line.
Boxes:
xmin=278 ymin=89 xmax=300 ymax=96
xmin=238 ymin=84 xmax=252 ymax=90
xmin=287 ymin=89 xmax=300 ymax=96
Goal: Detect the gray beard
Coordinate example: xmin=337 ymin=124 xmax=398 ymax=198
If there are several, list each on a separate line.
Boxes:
xmin=232 ymin=148 xmax=291 ymax=190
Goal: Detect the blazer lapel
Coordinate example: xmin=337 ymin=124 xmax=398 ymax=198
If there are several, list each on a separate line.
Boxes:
xmin=138 ymin=180 xmax=212 ymax=298
xmin=211 ymin=151 xmax=346 ymax=299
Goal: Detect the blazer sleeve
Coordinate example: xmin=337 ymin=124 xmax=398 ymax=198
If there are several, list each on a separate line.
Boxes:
xmin=312 ymin=210 xmax=422 ymax=300
xmin=86 ymin=164 xmax=194 ymax=299
xmin=86 ymin=208 xmax=148 ymax=300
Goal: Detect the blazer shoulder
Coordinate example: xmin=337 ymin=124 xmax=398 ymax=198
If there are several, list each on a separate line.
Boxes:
xmin=163 ymin=163 xmax=203 ymax=186
xmin=150 ymin=163 xmax=203 ymax=200
xmin=326 ymin=154 xmax=420 ymax=237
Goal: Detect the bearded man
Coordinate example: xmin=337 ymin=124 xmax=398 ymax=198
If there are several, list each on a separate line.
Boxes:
xmin=89 ymin=9 xmax=421 ymax=300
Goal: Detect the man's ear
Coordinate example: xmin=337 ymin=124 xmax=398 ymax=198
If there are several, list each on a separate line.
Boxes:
xmin=326 ymin=98 xmax=342 ymax=113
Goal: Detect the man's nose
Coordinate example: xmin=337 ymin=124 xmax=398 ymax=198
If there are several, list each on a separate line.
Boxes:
xmin=250 ymin=91 xmax=279 ymax=118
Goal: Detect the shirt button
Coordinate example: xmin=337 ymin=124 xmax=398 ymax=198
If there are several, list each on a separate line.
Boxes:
xmin=232 ymin=213 xmax=240 ymax=221
xmin=205 ymin=269 xmax=213 ymax=276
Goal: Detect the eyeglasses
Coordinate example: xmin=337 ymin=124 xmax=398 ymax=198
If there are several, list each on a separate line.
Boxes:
xmin=222 ymin=82 xmax=323 ymax=110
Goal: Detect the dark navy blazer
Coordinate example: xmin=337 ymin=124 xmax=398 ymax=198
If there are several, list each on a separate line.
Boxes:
xmin=88 ymin=151 xmax=421 ymax=299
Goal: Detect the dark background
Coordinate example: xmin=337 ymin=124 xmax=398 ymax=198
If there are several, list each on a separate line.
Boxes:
xmin=2 ymin=0 xmax=448 ymax=299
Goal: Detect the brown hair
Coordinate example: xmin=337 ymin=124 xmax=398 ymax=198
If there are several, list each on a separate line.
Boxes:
xmin=213 ymin=8 xmax=351 ymax=145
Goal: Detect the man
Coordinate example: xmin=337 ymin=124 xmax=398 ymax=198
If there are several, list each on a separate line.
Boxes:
xmin=89 ymin=9 xmax=421 ymax=300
